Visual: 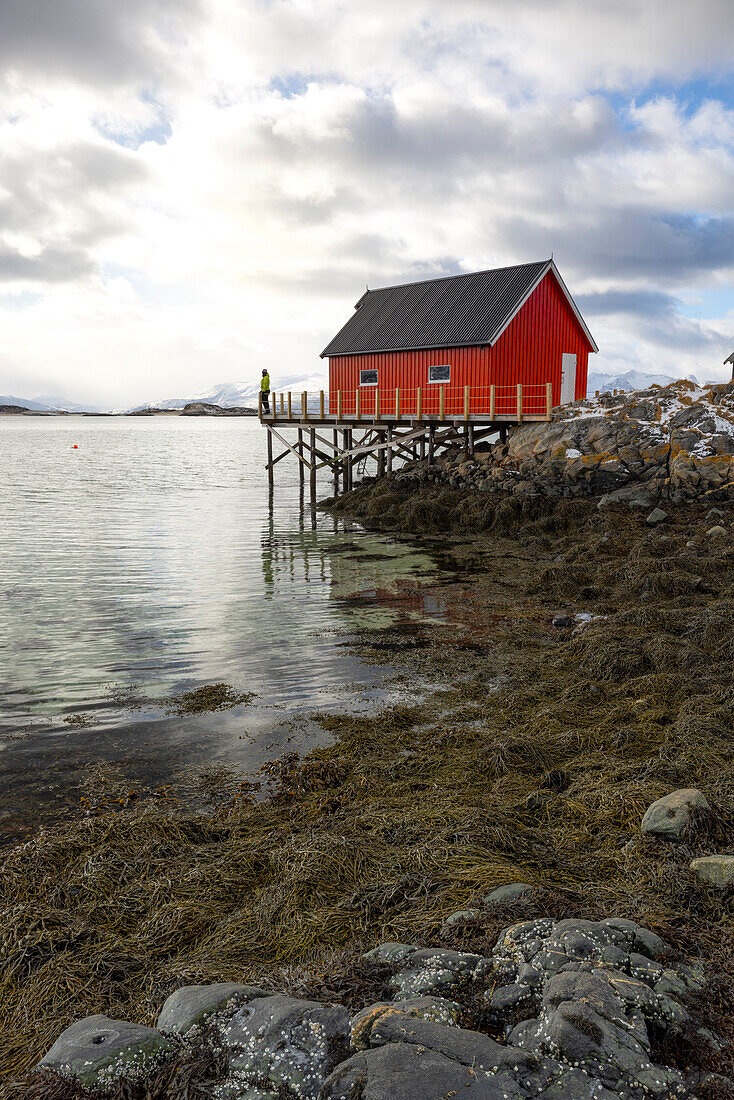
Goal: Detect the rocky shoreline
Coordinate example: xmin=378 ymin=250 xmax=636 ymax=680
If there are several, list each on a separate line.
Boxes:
xmin=29 ymin=900 xmax=731 ymax=1098
xmin=379 ymin=380 xmax=734 ymax=505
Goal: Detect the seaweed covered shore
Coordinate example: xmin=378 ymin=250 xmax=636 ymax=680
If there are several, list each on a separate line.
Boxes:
xmin=3 ymin=491 xmax=734 ymax=1096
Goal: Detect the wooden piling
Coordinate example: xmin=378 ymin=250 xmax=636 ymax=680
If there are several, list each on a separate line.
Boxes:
xmin=333 ymin=429 xmax=339 ymax=495
xmin=297 ymin=428 xmax=304 ymax=484
xmin=387 ymin=426 xmax=393 ymax=473
xmin=309 ymin=428 xmax=316 ymax=498
xmin=266 ymin=426 xmax=273 ymax=486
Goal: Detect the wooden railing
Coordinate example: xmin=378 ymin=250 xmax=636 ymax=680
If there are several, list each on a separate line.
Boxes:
xmin=260 ymin=383 xmax=553 ymax=422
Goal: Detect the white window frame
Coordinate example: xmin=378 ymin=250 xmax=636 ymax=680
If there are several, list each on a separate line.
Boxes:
xmin=359 ymin=369 xmax=378 ymax=386
xmin=428 ymin=363 xmax=451 ymax=384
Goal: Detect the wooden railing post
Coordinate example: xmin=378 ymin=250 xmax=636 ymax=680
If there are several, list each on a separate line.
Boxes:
xmin=517 ymin=383 xmax=523 ymax=423
xmin=258 ymin=392 xmax=263 ymax=418
xmin=416 ymin=387 xmax=422 ymax=421
xmin=272 ymin=393 xmax=277 ymax=421
xmin=546 ymin=383 xmax=552 ymax=421
xmin=320 ymin=390 xmax=325 ymax=418
xmin=337 ymin=390 xmax=342 ymax=419
xmin=280 ymin=393 xmax=284 ymax=414
xmin=375 ymin=390 xmax=380 ymax=420
xmin=302 ymin=391 xmax=308 ymax=420
xmin=355 ymin=390 xmax=361 ymax=419
xmin=464 ymin=385 xmax=469 ymax=421
xmin=395 ymin=388 xmax=400 ymax=418
xmin=287 ymin=391 xmax=292 ymax=418
xmin=439 ymin=385 xmax=445 ymax=421
xmin=489 ymin=385 xmax=495 ymax=420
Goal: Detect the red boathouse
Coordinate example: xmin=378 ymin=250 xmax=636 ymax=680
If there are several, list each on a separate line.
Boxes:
xmin=321 ymin=259 xmax=597 ymax=417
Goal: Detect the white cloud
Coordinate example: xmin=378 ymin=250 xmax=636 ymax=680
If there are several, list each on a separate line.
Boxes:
xmin=1 ymin=0 xmax=734 ymax=406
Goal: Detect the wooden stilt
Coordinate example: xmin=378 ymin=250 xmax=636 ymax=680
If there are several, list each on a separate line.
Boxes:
xmin=310 ymin=428 xmax=317 ymax=499
xmin=266 ymin=426 xmax=274 ymax=486
xmin=428 ymin=424 xmax=435 ymax=466
xmin=386 ymin=426 xmax=393 ymax=473
xmin=341 ymin=429 xmax=348 ymax=492
xmin=333 ymin=429 xmax=339 ymax=495
xmin=346 ymin=430 xmax=353 ymax=489
xmin=468 ymin=425 xmax=475 ymax=456
xmin=297 ymin=428 xmax=304 ymax=484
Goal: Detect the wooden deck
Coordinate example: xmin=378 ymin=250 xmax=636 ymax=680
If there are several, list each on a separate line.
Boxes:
xmin=259 ymin=384 xmax=554 ymax=495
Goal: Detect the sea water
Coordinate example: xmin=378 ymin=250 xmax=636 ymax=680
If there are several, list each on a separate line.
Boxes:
xmin=0 ymin=416 xmax=448 ymax=833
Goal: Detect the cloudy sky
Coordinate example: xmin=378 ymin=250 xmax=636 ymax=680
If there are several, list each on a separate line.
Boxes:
xmin=1 ymin=0 xmax=733 ymax=408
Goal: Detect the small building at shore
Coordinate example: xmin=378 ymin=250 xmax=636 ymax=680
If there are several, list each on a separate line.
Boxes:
xmin=321 ymin=259 xmax=597 ymax=416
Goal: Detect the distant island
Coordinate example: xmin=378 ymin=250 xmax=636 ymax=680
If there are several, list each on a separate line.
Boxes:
xmin=0 ymin=401 xmax=258 ymax=417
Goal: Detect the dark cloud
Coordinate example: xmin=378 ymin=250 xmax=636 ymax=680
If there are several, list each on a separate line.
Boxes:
xmin=0 ymin=138 xmax=149 ymax=283
xmin=0 ymin=0 xmax=201 ymax=86
xmin=501 ymin=210 xmax=734 ymax=284
xmin=0 ymin=245 xmax=94 ymax=282
xmin=578 ymin=288 xmax=728 ymax=354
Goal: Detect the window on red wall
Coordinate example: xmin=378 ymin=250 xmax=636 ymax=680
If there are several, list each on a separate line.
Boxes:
xmin=428 ymin=364 xmax=450 ymax=383
xmin=360 ymin=369 xmax=378 ymax=385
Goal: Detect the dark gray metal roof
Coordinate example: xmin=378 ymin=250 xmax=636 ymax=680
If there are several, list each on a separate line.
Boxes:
xmin=321 ymin=260 xmax=559 ymax=358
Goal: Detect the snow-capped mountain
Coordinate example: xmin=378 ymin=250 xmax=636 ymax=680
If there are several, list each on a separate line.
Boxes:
xmin=33 ymin=394 xmax=104 ymax=413
xmin=0 ymin=394 xmax=54 ymax=410
xmin=0 ymin=394 xmax=103 ymax=412
xmin=131 ymin=375 xmax=328 ymax=411
xmin=586 ymin=369 xmax=700 ymax=396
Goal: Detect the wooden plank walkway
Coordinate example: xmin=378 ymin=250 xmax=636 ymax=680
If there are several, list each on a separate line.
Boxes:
xmin=259 ymin=384 xmax=554 ymax=495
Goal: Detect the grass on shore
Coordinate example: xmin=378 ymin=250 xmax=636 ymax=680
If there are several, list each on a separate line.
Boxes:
xmin=3 ymin=490 xmax=734 ymax=1095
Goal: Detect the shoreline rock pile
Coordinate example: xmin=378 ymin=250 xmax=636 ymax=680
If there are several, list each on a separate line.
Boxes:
xmin=403 ymin=380 xmax=734 ymax=502
xmin=35 ymin=911 xmax=729 ymax=1099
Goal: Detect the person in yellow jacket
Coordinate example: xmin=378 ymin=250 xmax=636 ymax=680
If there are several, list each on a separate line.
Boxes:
xmin=260 ymin=369 xmax=270 ymax=414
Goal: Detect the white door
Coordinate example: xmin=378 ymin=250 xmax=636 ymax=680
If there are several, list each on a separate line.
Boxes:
xmin=560 ymin=353 xmax=577 ymax=404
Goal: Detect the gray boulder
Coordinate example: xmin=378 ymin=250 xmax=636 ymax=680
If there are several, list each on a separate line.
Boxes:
xmin=641 ymin=788 xmax=710 ymax=840
xmin=37 ymin=1015 xmax=172 ymax=1089
xmin=362 ymin=942 xmax=416 ymax=965
xmin=646 ymin=507 xmax=668 ymax=525
xmin=320 ymin=1042 xmax=525 ymax=1099
xmin=690 ymin=854 xmax=734 ymax=888
xmin=221 ymin=994 xmax=350 ymax=1099
xmin=389 ymin=948 xmax=484 ymax=997
xmin=157 ymin=982 xmax=268 ymax=1035
xmin=351 ymin=995 xmax=462 ymax=1049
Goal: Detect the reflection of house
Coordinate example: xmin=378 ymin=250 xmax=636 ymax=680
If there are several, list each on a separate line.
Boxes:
xmin=726 ymin=351 xmax=734 ymax=380
xmin=321 ymin=259 xmax=598 ymax=409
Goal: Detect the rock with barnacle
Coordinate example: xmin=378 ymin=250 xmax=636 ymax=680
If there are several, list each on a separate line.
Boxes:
xmin=37 ymin=1015 xmax=172 ymax=1089
xmin=157 ymin=982 xmax=269 ymax=1036
xmin=220 ymin=994 xmax=350 ymax=1099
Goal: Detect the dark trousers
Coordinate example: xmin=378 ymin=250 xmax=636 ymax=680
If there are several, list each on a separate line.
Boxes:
xmin=262 ymin=390 xmax=270 ymax=413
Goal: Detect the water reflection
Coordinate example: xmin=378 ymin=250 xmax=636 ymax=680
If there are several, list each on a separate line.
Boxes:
xmin=0 ymin=417 xmax=446 ymax=832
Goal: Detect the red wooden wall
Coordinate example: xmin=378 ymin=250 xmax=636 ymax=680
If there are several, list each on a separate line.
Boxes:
xmin=328 ymin=270 xmax=593 ymax=412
